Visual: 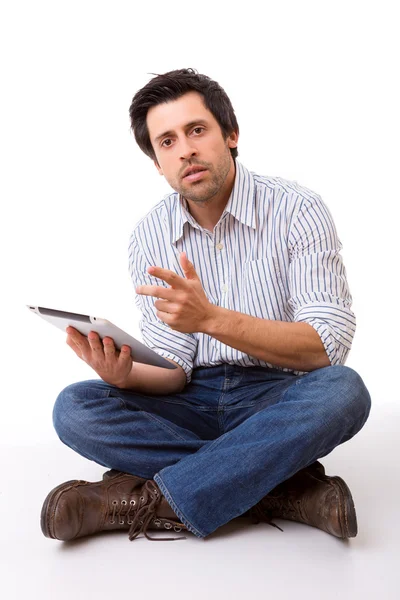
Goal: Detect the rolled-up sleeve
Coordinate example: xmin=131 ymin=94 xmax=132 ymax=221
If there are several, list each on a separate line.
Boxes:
xmin=128 ymin=233 xmax=197 ymax=384
xmin=288 ymin=193 xmax=356 ymax=366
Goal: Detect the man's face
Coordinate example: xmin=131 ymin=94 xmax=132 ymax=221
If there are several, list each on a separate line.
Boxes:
xmin=146 ymin=91 xmax=238 ymax=204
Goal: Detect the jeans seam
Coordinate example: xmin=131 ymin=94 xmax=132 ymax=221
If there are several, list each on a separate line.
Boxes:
xmin=118 ymin=397 xmax=190 ymax=442
xmin=149 ymin=400 xmax=216 ymax=412
xmin=223 ymin=397 xmax=281 ymax=410
xmin=153 ymin=474 xmax=205 ymax=538
xmin=279 ymin=376 xmax=303 ymax=403
xmin=118 ymin=395 xmax=215 ymax=413
xmin=143 ymin=412 xmax=191 ymax=443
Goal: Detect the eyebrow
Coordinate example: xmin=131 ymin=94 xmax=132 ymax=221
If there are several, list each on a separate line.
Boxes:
xmin=153 ymin=119 xmax=209 ymax=144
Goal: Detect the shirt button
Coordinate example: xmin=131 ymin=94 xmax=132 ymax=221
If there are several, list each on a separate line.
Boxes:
xmin=222 ymin=284 xmax=228 ymax=293
xmin=216 ymin=243 xmax=223 ymax=250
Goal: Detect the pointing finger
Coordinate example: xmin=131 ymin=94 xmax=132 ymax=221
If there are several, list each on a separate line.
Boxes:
xmin=146 ymin=266 xmax=185 ymax=288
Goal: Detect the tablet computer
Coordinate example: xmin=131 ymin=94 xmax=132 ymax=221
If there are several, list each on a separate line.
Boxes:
xmin=27 ymin=305 xmax=178 ymax=370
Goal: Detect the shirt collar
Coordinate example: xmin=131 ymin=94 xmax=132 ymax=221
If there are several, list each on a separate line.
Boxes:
xmin=169 ymin=159 xmax=256 ymax=244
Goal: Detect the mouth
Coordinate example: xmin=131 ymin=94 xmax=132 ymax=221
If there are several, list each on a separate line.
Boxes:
xmin=182 ymin=167 xmax=208 ymax=182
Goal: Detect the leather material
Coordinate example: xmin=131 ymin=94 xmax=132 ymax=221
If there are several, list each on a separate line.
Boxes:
xmin=249 ymin=461 xmax=358 ymax=538
xmin=41 ymin=472 xmax=187 ymax=542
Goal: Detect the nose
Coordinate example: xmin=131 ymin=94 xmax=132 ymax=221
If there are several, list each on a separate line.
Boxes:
xmin=179 ymin=137 xmax=198 ymax=161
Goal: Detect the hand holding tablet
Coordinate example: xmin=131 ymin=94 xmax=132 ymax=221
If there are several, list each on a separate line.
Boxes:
xmin=27 ymin=306 xmax=178 ymax=381
xmin=65 ymin=326 xmax=134 ymax=388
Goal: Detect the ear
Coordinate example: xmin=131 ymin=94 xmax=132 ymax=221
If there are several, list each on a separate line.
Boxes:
xmin=227 ymin=130 xmax=239 ymax=149
xmin=153 ymin=159 xmax=163 ymax=176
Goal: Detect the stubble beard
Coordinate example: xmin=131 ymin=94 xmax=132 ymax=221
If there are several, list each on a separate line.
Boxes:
xmin=173 ymin=148 xmax=232 ymax=205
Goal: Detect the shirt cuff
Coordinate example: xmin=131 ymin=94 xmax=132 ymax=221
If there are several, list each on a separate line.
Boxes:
xmin=152 ymin=349 xmax=193 ymax=385
xmin=300 ymin=318 xmax=352 ymax=366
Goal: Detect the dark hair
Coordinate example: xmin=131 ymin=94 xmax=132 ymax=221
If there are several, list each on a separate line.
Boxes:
xmin=129 ymin=68 xmax=239 ymax=164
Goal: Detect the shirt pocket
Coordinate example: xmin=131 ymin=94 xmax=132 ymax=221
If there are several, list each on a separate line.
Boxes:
xmin=242 ymin=257 xmax=287 ymax=320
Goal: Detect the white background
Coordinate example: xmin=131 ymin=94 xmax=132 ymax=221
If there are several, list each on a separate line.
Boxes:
xmin=0 ymin=1 xmax=399 ymax=599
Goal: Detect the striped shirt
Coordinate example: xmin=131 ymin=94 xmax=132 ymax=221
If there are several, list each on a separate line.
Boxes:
xmin=128 ymin=160 xmax=356 ymax=384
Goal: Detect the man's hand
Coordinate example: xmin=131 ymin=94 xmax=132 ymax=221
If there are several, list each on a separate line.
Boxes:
xmin=66 ymin=327 xmax=132 ymax=387
xmin=135 ymin=251 xmax=216 ymax=334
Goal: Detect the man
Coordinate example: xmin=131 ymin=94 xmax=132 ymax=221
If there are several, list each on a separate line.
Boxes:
xmin=41 ymin=68 xmax=371 ymax=543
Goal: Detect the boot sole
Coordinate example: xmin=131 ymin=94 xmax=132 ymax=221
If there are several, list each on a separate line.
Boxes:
xmin=323 ymin=475 xmax=358 ymax=538
xmin=41 ymin=480 xmax=89 ymax=539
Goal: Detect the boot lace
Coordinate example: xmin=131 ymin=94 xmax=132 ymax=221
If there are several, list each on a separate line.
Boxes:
xmin=249 ymin=491 xmax=306 ymax=532
xmin=114 ymin=480 xmax=187 ymax=542
xmin=248 ymin=503 xmax=284 ymax=532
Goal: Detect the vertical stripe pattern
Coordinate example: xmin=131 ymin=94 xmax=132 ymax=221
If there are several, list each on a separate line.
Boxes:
xmin=128 ymin=161 xmax=356 ymax=384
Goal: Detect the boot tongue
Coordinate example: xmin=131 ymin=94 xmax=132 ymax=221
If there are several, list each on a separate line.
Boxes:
xmin=143 ymin=481 xmax=185 ymax=524
xmin=157 ymin=497 xmax=181 ymax=520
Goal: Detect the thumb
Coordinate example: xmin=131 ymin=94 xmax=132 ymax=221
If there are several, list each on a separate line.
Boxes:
xmin=180 ymin=251 xmax=198 ymax=280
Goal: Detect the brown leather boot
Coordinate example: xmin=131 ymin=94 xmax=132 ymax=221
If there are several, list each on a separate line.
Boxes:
xmin=248 ymin=461 xmax=358 ymax=538
xmin=41 ymin=472 xmax=187 ymax=542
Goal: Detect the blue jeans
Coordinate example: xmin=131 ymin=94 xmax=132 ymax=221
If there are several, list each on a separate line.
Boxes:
xmin=52 ymin=364 xmax=371 ymax=538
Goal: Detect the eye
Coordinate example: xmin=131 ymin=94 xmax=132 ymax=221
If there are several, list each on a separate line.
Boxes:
xmin=161 ymin=138 xmax=172 ymax=148
xmin=192 ymin=127 xmax=204 ymax=135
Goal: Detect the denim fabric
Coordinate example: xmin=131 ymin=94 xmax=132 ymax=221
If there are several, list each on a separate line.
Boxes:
xmin=52 ymin=364 xmax=371 ymax=538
